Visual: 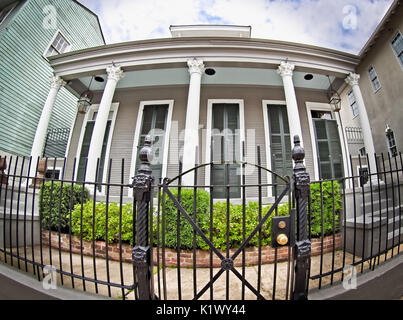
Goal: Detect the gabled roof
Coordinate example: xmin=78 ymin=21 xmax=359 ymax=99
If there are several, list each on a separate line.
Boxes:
xmin=359 ymin=0 xmax=401 ymax=58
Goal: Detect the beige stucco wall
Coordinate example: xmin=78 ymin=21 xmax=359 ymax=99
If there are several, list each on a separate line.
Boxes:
xmin=339 ymin=85 xmax=365 ymax=157
xmin=355 ymin=4 xmax=403 ymax=155
xmin=65 ymin=84 xmax=330 ymax=198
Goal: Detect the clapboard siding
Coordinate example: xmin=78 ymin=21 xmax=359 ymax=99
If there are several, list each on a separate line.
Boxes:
xmin=65 ymin=84 xmax=328 ymax=199
xmin=0 ymin=0 xmax=104 ymax=157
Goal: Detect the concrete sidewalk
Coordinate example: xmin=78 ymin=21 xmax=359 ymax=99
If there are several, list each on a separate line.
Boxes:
xmin=0 ymin=244 xmax=401 ymax=300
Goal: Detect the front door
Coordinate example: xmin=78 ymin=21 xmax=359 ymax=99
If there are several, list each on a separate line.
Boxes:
xmin=211 ymin=103 xmax=241 ymax=198
xmin=77 ymin=111 xmax=113 ymax=191
xmin=312 ymin=111 xmax=344 ymax=180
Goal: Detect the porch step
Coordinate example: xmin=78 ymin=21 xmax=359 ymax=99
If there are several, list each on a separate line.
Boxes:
xmin=360 ymin=197 xmax=395 ymax=215
xmin=345 ymin=203 xmax=402 ymax=228
xmin=387 ymin=227 xmax=403 ymax=240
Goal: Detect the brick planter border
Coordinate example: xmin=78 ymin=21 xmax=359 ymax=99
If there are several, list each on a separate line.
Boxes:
xmin=42 ymin=231 xmax=342 ymax=268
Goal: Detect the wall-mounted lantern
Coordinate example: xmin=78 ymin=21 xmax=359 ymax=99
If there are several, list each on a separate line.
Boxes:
xmin=327 ymin=75 xmax=342 ymax=112
xmin=385 ymin=124 xmax=398 ymax=157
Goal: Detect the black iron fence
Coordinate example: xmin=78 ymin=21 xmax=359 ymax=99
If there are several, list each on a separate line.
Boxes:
xmin=0 ymin=138 xmax=401 ymax=300
xmin=308 ymin=152 xmax=402 ymax=290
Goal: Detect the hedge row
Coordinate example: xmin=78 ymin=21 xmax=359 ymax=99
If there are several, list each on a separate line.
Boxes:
xmin=40 ymin=181 xmax=342 ymax=250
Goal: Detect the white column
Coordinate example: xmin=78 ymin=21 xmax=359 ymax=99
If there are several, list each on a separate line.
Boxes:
xmin=277 ymin=61 xmax=304 ymax=147
xmin=345 ymin=72 xmax=377 ymax=175
xmin=182 ymin=58 xmax=204 ymax=186
xmin=29 ymin=75 xmax=66 ymax=177
xmin=86 ymin=65 xmax=124 ymax=184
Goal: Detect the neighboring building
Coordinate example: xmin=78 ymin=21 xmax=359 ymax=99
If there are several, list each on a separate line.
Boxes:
xmin=0 ymin=0 xmax=105 ymax=159
xmin=339 ymin=0 xmax=403 ymax=160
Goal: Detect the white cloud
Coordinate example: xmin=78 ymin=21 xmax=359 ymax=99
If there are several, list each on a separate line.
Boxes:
xmin=79 ymin=0 xmax=394 ymax=54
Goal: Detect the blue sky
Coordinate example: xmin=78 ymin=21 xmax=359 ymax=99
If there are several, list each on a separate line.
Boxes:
xmin=78 ymin=0 xmax=394 ymax=54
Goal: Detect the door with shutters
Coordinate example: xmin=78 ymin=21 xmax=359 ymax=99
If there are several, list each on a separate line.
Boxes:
xmin=312 ymin=111 xmax=344 ymax=180
xmin=211 ymin=104 xmax=241 ymax=198
xmin=77 ymin=111 xmax=113 ymax=191
xmin=135 ymin=104 xmax=168 ymax=183
xmin=267 ymin=105 xmax=293 ymax=195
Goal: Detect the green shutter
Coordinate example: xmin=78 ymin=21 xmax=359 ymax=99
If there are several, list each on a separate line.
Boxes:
xmin=134 ymin=105 xmax=168 ymax=183
xmin=211 ymin=104 xmax=241 ymax=199
xmin=267 ymin=105 xmax=293 ymax=195
xmin=313 ymin=119 xmax=344 ymax=180
xmin=77 ymin=120 xmax=111 ymax=191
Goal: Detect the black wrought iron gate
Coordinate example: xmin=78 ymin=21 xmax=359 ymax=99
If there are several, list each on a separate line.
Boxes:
xmin=131 ymin=135 xmax=311 ymax=300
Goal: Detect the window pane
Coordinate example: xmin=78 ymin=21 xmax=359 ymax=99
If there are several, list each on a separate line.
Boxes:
xmin=351 ymin=102 xmax=359 ymax=117
xmin=318 ymin=141 xmax=330 ymax=161
xmin=312 ymin=110 xmax=332 ymax=120
xmin=48 ymin=32 xmax=70 ymax=56
xmin=391 ymin=32 xmax=403 ymax=67
xmin=46 ymin=47 xmax=56 ymax=57
xmin=269 ymin=107 xmax=281 ymax=134
xmin=226 ymin=104 xmax=239 ymax=131
xmin=368 ymin=67 xmax=376 ymax=80
xmin=141 ymin=107 xmax=153 ymax=135
xmin=314 ymin=120 xmax=327 ymax=139
xmin=392 ymin=32 xmax=403 ymax=54
xmin=154 ymin=105 xmax=168 ymax=130
xmin=213 ymin=105 xmax=224 ymax=131
xmin=320 ymin=163 xmax=332 ymax=180
xmin=348 ymin=91 xmax=356 ymax=105
xmin=373 ymin=78 xmax=381 ymax=90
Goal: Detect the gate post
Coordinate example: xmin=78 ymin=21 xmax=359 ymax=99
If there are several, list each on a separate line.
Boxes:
xmin=131 ymin=135 xmax=154 ymax=300
xmin=292 ymin=135 xmax=311 ymax=300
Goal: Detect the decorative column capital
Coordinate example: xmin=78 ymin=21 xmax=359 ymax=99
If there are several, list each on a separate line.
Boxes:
xmin=277 ymin=61 xmax=295 ymax=77
xmin=345 ymin=72 xmax=360 ymax=87
xmin=187 ymin=58 xmax=205 ymax=76
xmin=106 ymin=65 xmax=125 ymax=82
xmin=49 ymin=76 xmax=66 ymax=90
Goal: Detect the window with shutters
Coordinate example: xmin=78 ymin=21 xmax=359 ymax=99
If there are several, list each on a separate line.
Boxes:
xmin=134 ymin=104 xmax=168 ymax=184
xmin=386 ymin=126 xmax=398 ymax=158
xmin=347 ymin=90 xmax=359 ymax=118
xmin=312 ymin=111 xmax=344 ymax=180
xmin=368 ymin=65 xmax=381 ymax=92
xmin=211 ymin=103 xmax=241 ymax=199
xmin=267 ymin=105 xmax=292 ymax=195
xmin=391 ymin=30 xmax=403 ymax=68
xmin=76 ymin=105 xmax=117 ymax=192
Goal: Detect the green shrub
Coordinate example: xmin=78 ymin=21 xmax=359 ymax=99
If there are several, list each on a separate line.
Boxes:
xmin=201 ymin=201 xmax=290 ymax=250
xmin=71 ymin=201 xmax=134 ymax=244
xmin=65 ymin=181 xmax=342 ymax=250
xmin=155 ymin=188 xmax=211 ymax=250
xmin=154 ymin=187 xmax=291 ymax=250
xmin=40 ymin=181 xmax=89 ymax=232
xmin=309 ymin=181 xmax=342 ymax=237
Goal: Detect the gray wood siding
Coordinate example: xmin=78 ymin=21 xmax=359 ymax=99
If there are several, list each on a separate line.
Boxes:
xmin=66 ymin=84 xmax=328 ymax=199
xmin=0 ymin=0 xmax=104 ymax=157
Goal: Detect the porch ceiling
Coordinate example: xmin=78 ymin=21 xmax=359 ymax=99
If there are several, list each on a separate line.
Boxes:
xmin=76 ymin=67 xmax=336 ymax=92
